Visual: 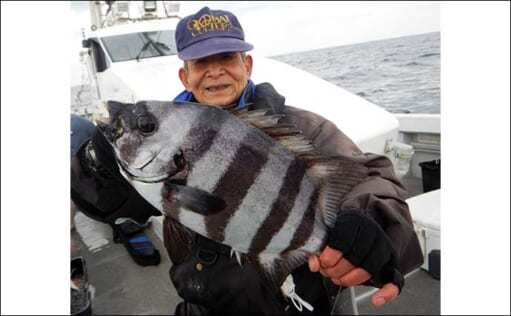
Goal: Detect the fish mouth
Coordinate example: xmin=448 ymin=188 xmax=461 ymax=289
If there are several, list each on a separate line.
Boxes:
xmin=117 ymin=158 xmax=169 ymax=183
xmin=116 ymin=149 xmax=169 ymax=183
xmin=131 ymin=149 xmax=161 ymax=170
xmin=117 ymin=158 xmax=189 ymax=185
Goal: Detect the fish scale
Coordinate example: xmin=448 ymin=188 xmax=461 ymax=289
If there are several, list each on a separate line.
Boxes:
xmin=223 ymin=143 xmax=294 ymax=252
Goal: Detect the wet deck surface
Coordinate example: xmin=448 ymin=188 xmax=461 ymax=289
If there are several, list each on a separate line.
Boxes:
xmin=72 ymin=175 xmax=440 ymax=315
xmin=355 ymin=269 xmax=440 ymax=315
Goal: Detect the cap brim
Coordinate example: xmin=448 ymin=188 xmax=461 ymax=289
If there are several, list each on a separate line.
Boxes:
xmin=178 ymin=37 xmax=253 ymax=61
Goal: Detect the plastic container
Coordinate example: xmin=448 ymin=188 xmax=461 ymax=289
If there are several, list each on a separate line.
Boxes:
xmin=408 ymin=189 xmax=440 ymax=271
xmin=384 ymin=140 xmax=414 ymax=179
xmin=419 ymin=159 xmax=441 ymax=193
xmin=428 ymin=249 xmax=441 ymax=280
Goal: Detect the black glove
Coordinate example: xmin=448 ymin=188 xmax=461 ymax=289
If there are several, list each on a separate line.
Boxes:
xmin=327 ymin=210 xmax=404 ymax=292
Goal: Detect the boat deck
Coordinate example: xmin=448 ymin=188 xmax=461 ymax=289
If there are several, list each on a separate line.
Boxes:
xmin=71 ymin=174 xmax=440 ymax=315
xmin=72 ymin=215 xmax=177 ymax=315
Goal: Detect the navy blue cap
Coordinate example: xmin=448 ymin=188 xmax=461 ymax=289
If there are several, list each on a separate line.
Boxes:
xmin=175 ymin=7 xmax=253 ymax=61
xmin=71 ymin=114 xmax=96 ymax=158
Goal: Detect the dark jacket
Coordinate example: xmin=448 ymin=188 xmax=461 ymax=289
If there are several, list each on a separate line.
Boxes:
xmin=164 ymin=83 xmax=423 ymax=315
xmin=71 ymin=125 xmax=161 ymax=225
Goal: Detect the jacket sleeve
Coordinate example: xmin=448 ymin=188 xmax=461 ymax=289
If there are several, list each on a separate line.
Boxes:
xmin=283 ymin=106 xmax=423 ymax=277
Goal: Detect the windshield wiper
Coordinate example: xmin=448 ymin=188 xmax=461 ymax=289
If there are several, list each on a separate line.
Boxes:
xmin=136 ymin=42 xmax=151 ymax=61
xmin=152 ymin=41 xmax=170 ymax=51
xmin=135 ymin=40 xmax=168 ymax=62
xmin=135 ymin=41 xmax=152 ymax=62
xmin=135 ymin=32 xmax=170 ymax=62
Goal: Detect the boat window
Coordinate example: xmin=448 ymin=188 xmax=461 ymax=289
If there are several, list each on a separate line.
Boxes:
xmin=101 ymin=30 xmax=177 ymax=62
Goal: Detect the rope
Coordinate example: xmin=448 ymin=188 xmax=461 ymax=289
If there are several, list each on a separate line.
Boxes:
xmin=281 ymin=274 xmax=314 ymax=312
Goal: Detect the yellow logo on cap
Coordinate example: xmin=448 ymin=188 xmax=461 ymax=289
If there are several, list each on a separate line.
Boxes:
xmin=187 ymin=14 xmax=232 ymax=37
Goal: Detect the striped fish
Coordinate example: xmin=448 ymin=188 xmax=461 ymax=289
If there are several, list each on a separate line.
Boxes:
xmin=98 ymin=100 xmax=367 ymax=280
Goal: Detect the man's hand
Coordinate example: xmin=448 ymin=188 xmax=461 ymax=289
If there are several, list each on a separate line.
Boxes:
xmin=308 ymin=246 xmax=399 ymax=307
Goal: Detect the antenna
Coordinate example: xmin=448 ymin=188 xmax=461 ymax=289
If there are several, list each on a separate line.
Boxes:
xmin=89 ymin=1 xmax=103 ymax=31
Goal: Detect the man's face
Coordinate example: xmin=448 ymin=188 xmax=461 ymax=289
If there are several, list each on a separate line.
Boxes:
xmin=178 ymin=52 xmax=253 ymax=108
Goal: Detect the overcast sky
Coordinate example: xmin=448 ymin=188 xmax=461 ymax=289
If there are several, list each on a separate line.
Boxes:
xmin=70 ymin=1 xmax=440 ymax=85
xmin=71 ymin=1 xmax=439 ymax=55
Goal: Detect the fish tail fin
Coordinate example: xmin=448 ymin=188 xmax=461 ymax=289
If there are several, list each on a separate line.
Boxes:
xmin=307 ymin=157 xmax=368 ymax=227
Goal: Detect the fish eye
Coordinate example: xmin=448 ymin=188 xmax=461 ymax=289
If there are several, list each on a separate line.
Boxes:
xmin=137 ymin=115 xmax=157 ymax=135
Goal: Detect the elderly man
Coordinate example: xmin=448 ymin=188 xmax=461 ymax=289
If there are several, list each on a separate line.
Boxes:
xmin=164 ymin=6 xmax=423 ymax=315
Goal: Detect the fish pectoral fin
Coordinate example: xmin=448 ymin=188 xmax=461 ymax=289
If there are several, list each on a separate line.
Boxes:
xmin=164 ymin=183 xmax=226 ymax=215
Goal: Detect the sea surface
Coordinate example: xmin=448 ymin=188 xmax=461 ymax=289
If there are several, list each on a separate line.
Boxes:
xmin=71 ymin=32 xmax=440 ymax=115
xmin=271 ymin=32 xmax=440 ymax=114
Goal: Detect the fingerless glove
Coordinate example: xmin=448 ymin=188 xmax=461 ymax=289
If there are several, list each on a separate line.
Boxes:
xmin=327 ymin=210 xmax=404 ymax=291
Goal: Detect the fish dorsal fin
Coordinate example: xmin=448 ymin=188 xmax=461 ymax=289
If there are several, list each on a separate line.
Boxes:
xmin=261 ymin=124 xmax=301 ymax=137
xmin=244 ymin=113 xmax=285 ymax=129
xmin=275 ymin=135 xmax=316 ymax=154
xmin=234 ymin=108 xmax=368 ymax=227
xmin=232 ymin=106 xmax=266 ymax=116
xmin=234 ymin=108 xmax=318 ymax=157
xmin=229 ymin=106 xmax=250 ymax=116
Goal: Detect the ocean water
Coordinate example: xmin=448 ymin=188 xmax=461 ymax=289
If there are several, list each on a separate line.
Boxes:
xmin=71 ymin=32 xmax=440 ymax=115
xmin=272 ymin=32 xmax=440 ymax=114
